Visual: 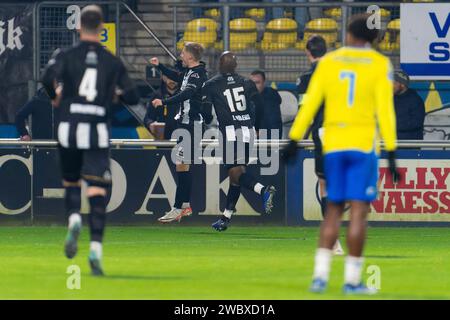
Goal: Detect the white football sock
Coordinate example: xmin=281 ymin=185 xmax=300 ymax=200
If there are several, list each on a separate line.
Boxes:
xmin=223 ymin=209 xmax=233 ymax=219
xmin=182 ymin=202 xmax=190 ymax=209
xmin=254 ymin=183 xmax=264 ymax=195
xmin=90 ymin=241 xmax=103 ymax=259
xmin=313 ymin=248 xmax=332 ymax=281
xmin=344 ymin=256 xmax=364 ymax=285
xmin=68 ymin=213 xmax=81 ymax=228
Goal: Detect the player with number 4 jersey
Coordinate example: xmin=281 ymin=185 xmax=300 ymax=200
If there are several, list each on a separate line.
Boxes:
xmin=202 ymin=51 xmax=276 ymax=232
xmin=41 ymin=5 xmax=139 ymax=276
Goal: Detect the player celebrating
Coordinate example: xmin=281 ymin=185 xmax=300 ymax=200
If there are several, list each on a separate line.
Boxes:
xmin=202 ymin=51 xmax=276 ymax=232
xmin=284 ymin=14 xmax=400 ymax=294
xmin=150 ymin=42 xmax=207 ymax=223
xmin=297 ymin=35 xmax=344 ymax=256
xmin=42 ymin=5 xmax=139 ymax=276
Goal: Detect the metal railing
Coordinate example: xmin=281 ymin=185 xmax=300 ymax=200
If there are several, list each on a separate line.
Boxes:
xmin=169 ymin=2 xmax=402 ymax=82
xmin=2 ymin=139 xmax=450 ymax=150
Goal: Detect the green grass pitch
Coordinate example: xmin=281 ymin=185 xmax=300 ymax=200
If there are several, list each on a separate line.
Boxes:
xmin=0 ymin=226 xmax=449 ymax=299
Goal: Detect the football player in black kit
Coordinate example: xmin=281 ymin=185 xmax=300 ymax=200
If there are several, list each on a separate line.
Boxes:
xmin=202 ymin=51 xmax=276 ymax=231
xmin=41 ymin=5 xmax=139 ymax=275
xmin=296 ymin=35 xmax=343 ymax=255
xmin=150 ymin=42 xmax=208 ymax=223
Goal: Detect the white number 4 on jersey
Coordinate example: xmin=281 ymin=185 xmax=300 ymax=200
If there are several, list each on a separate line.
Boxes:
xmin=79 ymin=68 xmax=98 ymax=102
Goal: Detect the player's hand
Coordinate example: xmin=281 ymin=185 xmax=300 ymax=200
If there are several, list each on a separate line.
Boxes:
xmin=52 ymin=84 xmax=63 ymax=107
xmin=152 ymin=99 xmax=163 ymax=107
xmin=149 ymin=57 xmax=159 ymax=67
xmin=387 ymin=151 xmax=401 ymax=183
xmin=20 ymin=135 xmax=31 ymax=141
xmin=282 ymin=140 xmax=298 ymax=163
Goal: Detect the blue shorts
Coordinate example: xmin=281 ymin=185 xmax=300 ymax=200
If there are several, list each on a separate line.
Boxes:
xmin=324 ymin=150 xmax=378 ymax=203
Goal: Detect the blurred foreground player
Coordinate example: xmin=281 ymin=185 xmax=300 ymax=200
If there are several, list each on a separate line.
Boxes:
xmin=42 ymin=5 xmax=139 ymax=275
xmin=297 ymin=35 xmax=344 ymax=256
xmin=284 ymin=14 xmax=400 ymax=294
xmin=150 ymin=42 xmax=207 ymax=223
xmin=202 ymin=51 xmax=276 ymax=232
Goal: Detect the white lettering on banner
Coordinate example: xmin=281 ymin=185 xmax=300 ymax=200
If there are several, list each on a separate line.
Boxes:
xmin=199 ymin=158 xmax=259 ymax=216
xmin=0 ymin=18 xmax=24 ymax=56
xmin=0 ymin=154 xmax=32 ymax=215
xmin=400 ymin=3 xmax=450 ymax=80
xmin=303 ymin=158 xmax=450 ymax=222
xmin=66 ymin=5 xmax=81 ymax=30
xmin=135 ymin=157 xmax=176 ymax=215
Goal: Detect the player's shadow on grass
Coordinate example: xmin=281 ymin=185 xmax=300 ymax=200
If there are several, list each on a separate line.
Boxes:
xmin=97 ymin=275 xmax=189 ymax=281
xmin=365 ymin=255 xmax=417 ymax=259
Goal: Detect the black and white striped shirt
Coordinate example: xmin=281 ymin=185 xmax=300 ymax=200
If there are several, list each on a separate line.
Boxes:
xmin=158 ymin=62 xmax=207 ymax=125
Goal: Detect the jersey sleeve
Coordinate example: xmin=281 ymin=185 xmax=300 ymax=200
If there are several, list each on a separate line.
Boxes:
xmin=289 ymin=59 xmax=326 ymax=141
xmin=375 ymin=59 xmax=397 ymax=151
xmin=244 ymin=79 xmax=259 ymax=99
xmin=117 ymin=60 xmax=140 ymax=105
xmin=162 ymin=70 xmax=204 ymax=105
xmin=200 ymin=81 xmax=213 ymax=125
xmin=158 ymin=63 xmax=184 ymax=83
xmin=41 ymin=49 xmax=65 ymax=99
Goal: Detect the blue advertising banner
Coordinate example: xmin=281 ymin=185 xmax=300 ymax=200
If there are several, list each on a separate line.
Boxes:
xmin=0 ymin=147 xmax=285 ymax=225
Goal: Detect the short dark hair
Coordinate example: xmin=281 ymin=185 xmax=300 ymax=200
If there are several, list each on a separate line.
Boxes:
xmin=306 ymin=35 xmax=327 ymax=58
xmin=347 ymin=13 xmax=379 ymax=43
xmin=219 ymin=51 xmax=237 ymax=74
xmin=184 ymin=42 xmax=204 ymax=62
xmin=80 ymin=5 xmax=103 ymax=34
xmin=250 ymin=70 xmax=265 ymax=81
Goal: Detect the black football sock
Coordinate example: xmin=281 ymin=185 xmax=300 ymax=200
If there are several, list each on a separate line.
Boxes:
xmin=239 ymin=172 xmax=265 ymax=195
xmin=65 ymin=186 xmax=81 ymax=216
xmin=174 ymin=171 xmax=191 ymax=209
xmin=88 ymin=195 xmax=106 ymax=243
xmin=225 ymin=184 xmax=241 ymax=211
xmin=181 ymin=170 xmax=192 ymax=205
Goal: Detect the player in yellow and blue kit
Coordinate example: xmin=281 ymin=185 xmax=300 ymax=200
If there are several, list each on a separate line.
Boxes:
xmin=284 ymin=14 xmax=400 ymax=295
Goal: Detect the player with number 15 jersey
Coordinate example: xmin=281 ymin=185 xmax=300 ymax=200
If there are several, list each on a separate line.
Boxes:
xmin=202 ymin=51 xmax=276 ymax=232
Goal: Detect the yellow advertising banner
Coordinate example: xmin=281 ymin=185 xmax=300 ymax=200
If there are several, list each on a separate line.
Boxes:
xmin=99 ymin=23 xmax=116 ymax=55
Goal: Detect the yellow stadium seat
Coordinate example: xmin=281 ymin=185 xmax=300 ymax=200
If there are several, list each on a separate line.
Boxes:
xmin=378 ymin=18 xmax=400 ymax=52
xmin=178 ymin=18 xmax=218 ymax=49
xmin=245 ymin=8 xmax=265 ymax=20
xmin=324 ymin=7 xmax=391 ymax=19
xmin=324 ymin=7 xmax=341 ymax=19
xmin=261 ymin=18 xmax=297 ymax=51
xmin=230 ymin=18 xmax=257 ymax=51
xmin=303 ymin=18 xmax=338 ymax=46
xmin=295 ymin=40 xmax=306 ymax=51
xmin=204 ymin=8 xmax=220 ymax=19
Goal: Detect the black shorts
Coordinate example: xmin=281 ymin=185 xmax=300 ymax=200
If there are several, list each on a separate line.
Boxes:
xmin=313 ymin=134 xmax=325 ymax=179
xmin=174 ymin=122 xmax=203 ymax=164
xmin=222 ymin=140 xmax=251 ymax=171
xmin=58 ymin=147 xmax=111 ymax=186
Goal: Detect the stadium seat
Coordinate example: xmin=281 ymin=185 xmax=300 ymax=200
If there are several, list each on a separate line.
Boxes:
xmin=303 ymin=18 xmax=338 ymax=47
xmin=261 ymin=18 xmax=297 ymax=51
xmin=378 ymin=18 xmax=400 ymax=52
xmin=204 ymin=8 xmax=220 ymax=19
xmin=324 ymin=7 xmax=391 ymax=30
xmin=245 ymin=8 xmax=265 ymax=20
xmin=230 ymin=18 xmax=258 ymax=51
xmin=177 ymin=18 xmax=218 ymax=50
